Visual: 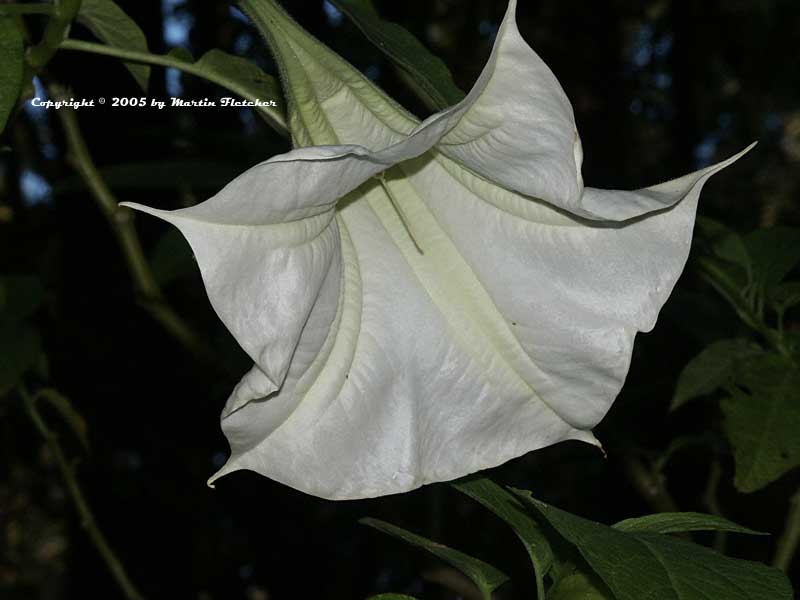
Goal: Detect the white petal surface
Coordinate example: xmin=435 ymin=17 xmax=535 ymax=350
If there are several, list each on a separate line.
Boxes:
xmin=122 ymin=110 xmax=467 ymax=393
xmin=438 ymin=0 xmax=585 ymax=215
xmin=127 ymin=0 xmax=754 ymax=499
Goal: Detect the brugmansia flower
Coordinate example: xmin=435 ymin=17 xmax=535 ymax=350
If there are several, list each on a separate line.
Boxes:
xmin=124 ymin=0 xmax=752 ymax=499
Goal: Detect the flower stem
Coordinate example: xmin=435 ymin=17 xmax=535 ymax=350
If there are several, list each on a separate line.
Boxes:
xmin=773 ymin=489 xmax=800 ymax=572
xmin=22 ymin=387 xmax=146 ymax=600
xmin=52 ymin=86 xmax=213 ymax=362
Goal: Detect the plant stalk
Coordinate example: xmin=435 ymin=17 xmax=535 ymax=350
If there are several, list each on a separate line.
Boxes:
xmin=58 ymin=38 xmax=287 ymax=134
xmin=22 ymin=387 xmax=146 ymax=600
xmin=26 ymin=0 xmax=82 ymax=69
xmin=624 ymin=455 xmax=679 ymax=514
xmin=52 ymin=87 xmax=213 ymax=362
xmin=773 ymin=489 xmax=800 ymax=572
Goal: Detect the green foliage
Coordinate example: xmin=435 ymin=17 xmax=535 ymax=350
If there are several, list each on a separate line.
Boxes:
xmin=368 ymin=483 xmax=790 ymax=599
xmin=192 ymin=49 xmax=286 ymax=126
xmin=76 ymin=0 xmax=151 ymax=91
xmin=366 ymin=595 xmax=419 ymax=600
xmin=671 ymin=338 xmax=762 ymax=409
xmin=721 ymin=354 xmax=800 ymax=493
xmin=329 ymin=0 xmax=464 ymax=111
xmin=360 ymin=517 xmax=509 ymax=599
xmin=0 ymin=16 xmax=24 ymax=134
xmin=514 ymin=490 xmax=793 ymax=600
xmin=678 ymin=220 xmax=800 ymax=492
xmin=546 ymin=568 xmax=613 ymax=600
xmin=612 ymin=512 xmax=766 ymax=535
xmin=453 ymin=477 xmax=553 ymax=595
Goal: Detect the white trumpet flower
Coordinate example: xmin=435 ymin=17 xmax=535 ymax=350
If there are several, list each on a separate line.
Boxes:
xmin=124 ymin=0 xmax=753 ymax=499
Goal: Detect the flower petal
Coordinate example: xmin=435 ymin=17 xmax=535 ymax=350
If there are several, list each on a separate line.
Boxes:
xmin=437 ymin=0 xmax=585 ymax=215
xmin=128 ymin=0 xmax=756 ymax=500
xmin=121 ymin=115 xmax=463 ymax=394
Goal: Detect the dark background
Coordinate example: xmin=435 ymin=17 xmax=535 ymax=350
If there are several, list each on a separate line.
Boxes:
xmin=2 ymin=0 xmax=799 ymax=598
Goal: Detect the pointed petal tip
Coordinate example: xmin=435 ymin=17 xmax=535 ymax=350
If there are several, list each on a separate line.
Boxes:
xmin=571 ymin=429 xmax=605 ymax=456
xmin=119 ymin=201 xmax=175 ymax=223
xmin=713 ymin=141 xmax=758 ymax=172
xmin=207 ymin=460 xmax=235 ymax=489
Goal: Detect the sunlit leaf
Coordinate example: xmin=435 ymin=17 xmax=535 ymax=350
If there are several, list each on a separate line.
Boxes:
xmin=722 ymin=353 xmax=800 ymax=493
xmin=77 ymin=0 xmax=151 ymax=90
xmin=360 ymin=517 xmax=509 ymax=599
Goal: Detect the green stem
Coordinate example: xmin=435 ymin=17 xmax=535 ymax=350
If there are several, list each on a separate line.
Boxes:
xmin=0 ymin=3 xmax=56 ymax=16
xmin=702 ymin=459 xmax=727 ymax=553
xmin=27 ymin=0 xmax=81 ymax=69
xmin=773 ymin=489 xmax=800 ymax=572
xmin=52 ymin=86 xmax=213 ymax=362
xmin=624 ymin=455 xmax=680 ymax=514
xmin=58 ymin=38 xmax=287 ymax=134
xmin=22 ymin=387 xmax=146 ymax=600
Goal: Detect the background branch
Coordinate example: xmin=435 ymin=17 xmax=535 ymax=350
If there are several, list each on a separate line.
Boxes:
xmin=52 ymin=86 xmax=213 ymax=362
xmin=22 ymin=386 xmax=146 ymax=600
xmin=773 ymin=489 xmax=800 ymax=572
xmin=624 ymin=455 xmax=680 ymax=514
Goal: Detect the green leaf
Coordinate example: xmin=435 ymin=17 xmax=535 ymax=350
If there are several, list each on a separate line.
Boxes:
xmin=77 ymin=0 xmax=151 ymax=91
xmin=613 ymin=512 xmax=766 ymax=536
xmin=696 ymin=218 xmax=751 ymax=280
xmin=767 ymin=281 xmax=800 ymax=313
xmin=0 ymin=275 xmax=45 ymax=324
xmin=150 ymin=229 xmax=195 ymax=286
xmin=453 ymin=477 xmax=553 ymax=595
xmin=0 ymin=17 xmax=24 ymax=134
xmin=59 ymin=39 xmax=287 ymax=133
xmin=513 ymin=490 xmax=792 ymax=600
xmin=360 ymin=517 xmax=508 ymax=599
xmin=547 ymin=568 xmax=614 ymax=600
xmin=671 ymin=338 xmax=762 ymax=410
xmin=696 ymin=257 xmax=759 ymax=329
xmin=193 ymin=49 xmax=286 ymax=125
xmin=743 ymin=227 xmax=800 ymax=288
xmin=329 ymin=0 xmax=464 ymax=111
xmin=36 ymin=388 xmax=90 ymax=452
xmin=721 ymin=354 xmax=800 ymax=493
xmin=0 ymin=323 xmax=42 ymax=396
